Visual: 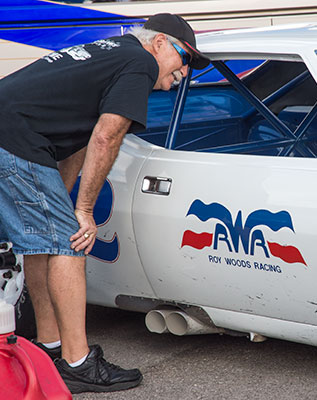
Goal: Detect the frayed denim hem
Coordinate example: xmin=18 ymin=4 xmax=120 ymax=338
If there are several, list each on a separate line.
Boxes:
xmin=13 ymin=248 xmax=86 ymax=257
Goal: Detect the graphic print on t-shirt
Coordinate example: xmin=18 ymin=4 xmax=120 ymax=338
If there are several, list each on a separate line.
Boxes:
xmin=93 ymin=39 xmax=121 ymax=50
xmin=43 ymin=39 xmax=120 ymax=63
xmin=60 ymin=46 xmax=91 ymax=61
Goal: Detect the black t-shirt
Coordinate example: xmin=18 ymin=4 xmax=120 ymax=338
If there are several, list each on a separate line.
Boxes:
xmin=0 ymin=35 xmax=159 ymax=168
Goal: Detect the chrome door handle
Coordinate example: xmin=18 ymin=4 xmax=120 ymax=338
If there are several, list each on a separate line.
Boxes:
xmin=142 ymin=176 xmax=172 ymax=195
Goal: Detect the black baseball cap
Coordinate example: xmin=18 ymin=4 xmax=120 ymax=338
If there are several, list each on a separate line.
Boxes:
xmin=144 ymin=13 xmax=210 ymax=70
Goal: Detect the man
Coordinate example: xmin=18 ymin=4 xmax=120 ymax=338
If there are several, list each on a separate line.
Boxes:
xmin=0 ymin=13 xmax=209 ymax=394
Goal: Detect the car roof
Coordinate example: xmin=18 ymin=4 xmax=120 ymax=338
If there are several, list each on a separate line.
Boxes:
xmin=196 ymin=23 xmax=317 ymax=60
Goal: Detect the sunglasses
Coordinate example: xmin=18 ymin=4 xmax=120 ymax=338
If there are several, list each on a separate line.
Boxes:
xmin=170 ymin=42 xmax=192 ymax=66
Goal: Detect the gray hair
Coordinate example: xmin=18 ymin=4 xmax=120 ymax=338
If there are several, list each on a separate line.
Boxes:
xmin=128 ymin=25 xmax=179 ymax=46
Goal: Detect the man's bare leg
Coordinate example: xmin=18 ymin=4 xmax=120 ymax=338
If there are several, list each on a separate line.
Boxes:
xmin=24 ymin=254 xmax=89 ymax=363
xmin=47 ymin=255 xmax=89 ymax=363
xmin=24 ymin=254 xmax=60 ymax=343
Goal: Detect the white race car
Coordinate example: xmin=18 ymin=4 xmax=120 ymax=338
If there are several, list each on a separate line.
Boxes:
xmin=4 ymin=24 xmax=317 ymax=346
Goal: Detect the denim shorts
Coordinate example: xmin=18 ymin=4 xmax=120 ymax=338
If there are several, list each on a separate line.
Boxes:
xmin=0 ymin=147 xmax=85 ymax=256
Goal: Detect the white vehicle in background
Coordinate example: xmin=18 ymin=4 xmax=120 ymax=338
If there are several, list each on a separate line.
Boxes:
xmin=3 ymin=24 xmax=317 ymax=348
xmin=84 ymin=0 xmax=317 ymax=31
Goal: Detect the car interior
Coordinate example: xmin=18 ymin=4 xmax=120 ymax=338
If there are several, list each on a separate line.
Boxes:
xmin=135 ymin=58 xmax=317 ymax=157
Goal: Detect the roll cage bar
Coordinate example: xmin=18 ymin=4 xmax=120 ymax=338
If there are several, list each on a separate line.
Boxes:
xmin=165 ymin=61 xmax=317 ymax=157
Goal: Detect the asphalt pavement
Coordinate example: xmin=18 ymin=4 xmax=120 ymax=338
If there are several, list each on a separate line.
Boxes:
xmin=74 ymin=304 xmax=317 ymax=400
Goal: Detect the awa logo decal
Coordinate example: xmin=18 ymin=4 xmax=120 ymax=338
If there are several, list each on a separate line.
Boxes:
xmin=181 ymin=200 xmax=306 ymax=266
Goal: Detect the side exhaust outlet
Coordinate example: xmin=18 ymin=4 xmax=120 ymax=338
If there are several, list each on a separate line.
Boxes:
xmin=165 ymin=311 xmax=222 ymax=336
xmin=145 ymin=309 xmax=173 ymax=334
xmin=145 ymin=309 xmax=223 ymax=336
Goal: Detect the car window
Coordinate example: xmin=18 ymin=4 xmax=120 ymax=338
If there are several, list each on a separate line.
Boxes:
xmin=136 ymin=58 xmax=317 ymax=158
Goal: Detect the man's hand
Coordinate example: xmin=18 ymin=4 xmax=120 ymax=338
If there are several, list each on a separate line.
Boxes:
xmin=70 ymin=209 xmax=98 ymax=255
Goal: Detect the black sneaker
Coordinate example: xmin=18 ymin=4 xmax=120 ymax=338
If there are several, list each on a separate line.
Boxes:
xmin=31 ymin=339 xmax=62 ymax=361
xmin=55 ymin=344 xmax=142 ymax=394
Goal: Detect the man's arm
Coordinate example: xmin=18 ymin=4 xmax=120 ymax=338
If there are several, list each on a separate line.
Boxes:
xmin=58 ymin=146 xmax=87 ymax=193
xmin=70 ymin=113 xmax=132 ymax=255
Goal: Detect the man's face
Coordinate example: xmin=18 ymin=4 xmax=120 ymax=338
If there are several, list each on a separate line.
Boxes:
xmin=152 ymin=35 xmax=190 ymax=91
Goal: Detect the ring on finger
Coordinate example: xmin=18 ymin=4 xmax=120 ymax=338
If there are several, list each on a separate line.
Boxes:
xmin=84 ymin=233 xmax=90 ymax=239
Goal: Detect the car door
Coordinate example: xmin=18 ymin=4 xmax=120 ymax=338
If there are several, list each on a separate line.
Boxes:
xmin=132 ymin=147 xmax=317 ymax=325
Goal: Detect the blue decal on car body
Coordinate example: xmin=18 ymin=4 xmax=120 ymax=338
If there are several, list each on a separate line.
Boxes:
xmin=70 ymin=178 xmax=119 ymax=263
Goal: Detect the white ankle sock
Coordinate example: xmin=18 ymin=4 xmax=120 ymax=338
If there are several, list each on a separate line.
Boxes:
xmin=42 ymin=340 xmax=61 ymax=349
xmin=69 ymin=353 xmax=88 ymax=368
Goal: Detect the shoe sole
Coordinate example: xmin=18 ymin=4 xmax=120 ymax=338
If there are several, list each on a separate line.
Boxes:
xmin=64 ymin=375 xmax=143 ymax=394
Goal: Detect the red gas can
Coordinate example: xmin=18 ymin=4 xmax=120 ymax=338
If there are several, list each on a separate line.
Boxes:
xmin=0 ymin=301 xmax=72 ymax=400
